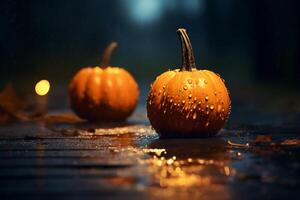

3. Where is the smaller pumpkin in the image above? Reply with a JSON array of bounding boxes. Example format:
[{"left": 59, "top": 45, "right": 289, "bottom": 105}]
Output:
[
  {"left": 69, "top": 42, "right": 139, "bottom": 121},
  {"left": 147, "top": 28, "right": 231, "bottom": 137}
]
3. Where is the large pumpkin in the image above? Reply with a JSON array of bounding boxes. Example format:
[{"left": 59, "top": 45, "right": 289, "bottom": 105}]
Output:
[
  {"left": 147, "top": 29, "right": 231, "bottom": 137},
  {"left": 69, "top": 42, "right": 139, "bottom": 121}
]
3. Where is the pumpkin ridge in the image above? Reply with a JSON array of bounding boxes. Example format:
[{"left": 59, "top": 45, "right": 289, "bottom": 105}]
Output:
[
  {"left": 164, "top": 71, "right": 183, "bottom": 114},
  {"left": 201, "top": 71, "right": 218, "bottom": 126},
  {"left": 207, "top": 70, "right": 231, "bottom": 121},
  {"left": 159, "top": 71, "right": 177, "bottom": 121},
  {"left": 84, "top": 68, "right": 98, "bottom": 107},
  {"left": 208, "top": 70, "right": 231, "bottom": 127},
  {"left": 79, "top": 68, "right": 93, "bottom": 102},
  {"left": 73, "top": 68, "right": 93, "bottom": 119}
]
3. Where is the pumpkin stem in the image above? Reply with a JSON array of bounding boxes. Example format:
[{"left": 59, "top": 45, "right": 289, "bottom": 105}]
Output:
[
  {"left": 177, "top": 28, "right": 196, "bottom": 71},
  {"left": 100, "top": 42, "right": 118, "bottom": 66}
]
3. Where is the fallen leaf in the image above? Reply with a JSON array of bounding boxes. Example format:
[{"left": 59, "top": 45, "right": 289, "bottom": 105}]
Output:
[
  {"left": 0, "top": 84, "right": 24, "bottom": 124},
  {"left": 228, "top": 140, "right": 250, "bottom": 148},
  {"left": 105, "top": 177, "right": 137, "bottom": 187},
  {"left": 253, "top": 135, "right": 272, "bottom": 143},
  {"left": 43, "top": 113, "right": 83, "bottom": 124},
  {"left": 281, "top": 139, "right": 300, "bottom": 146},
  {"left": 0, "top": 84, "right": 23, "bottom": 114},
  {"left": 0, "top": 109, "right": 17, "bottom": 125}
]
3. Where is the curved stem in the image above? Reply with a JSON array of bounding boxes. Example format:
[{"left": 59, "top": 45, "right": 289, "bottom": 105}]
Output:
[
  {"left": 177, "top": 28, "right": 197, "bottom": 71},
  {"left": 100, "top": 42, "right": 118, "bottom": 66}
]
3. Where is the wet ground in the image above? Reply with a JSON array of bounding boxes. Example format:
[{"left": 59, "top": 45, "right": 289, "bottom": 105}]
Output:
[{"left": 0, "top": 85, "right": 300, "bottom": 200}]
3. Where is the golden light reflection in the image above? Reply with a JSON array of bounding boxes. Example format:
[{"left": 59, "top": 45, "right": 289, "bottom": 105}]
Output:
[
  {"left": 103, "top": 143, "right": 233, "bottom": 198},
  {"left": 143, "top": 148, "right": 166, "bottom": 156},
  {"left": 224, "top": 166, "right": 230, "bottom": 176},
  {"left": 142, "top": 155, "right": 212, "bottom": 187},
  {"left": 136, "top": 146, "right": 235, "bottom": 190},
  {"left": 91, "top": 124, "right": 233, "bottom": 197},
  {"left": 35, "top": 80, "right": 50, "bottom": 96}
]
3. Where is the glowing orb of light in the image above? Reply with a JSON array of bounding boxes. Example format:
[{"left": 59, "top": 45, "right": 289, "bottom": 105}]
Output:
[
  {"left": 124, "top": 0, "right": 163, "bottom": 25},
  {"left": 35, "top": 80, "right": 50, "bottom": 96}
]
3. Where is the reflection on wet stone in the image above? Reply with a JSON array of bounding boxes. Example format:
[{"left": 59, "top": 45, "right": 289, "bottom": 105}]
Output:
[{"left": 0, "top": 111, "right": 299, "bottom": 199}]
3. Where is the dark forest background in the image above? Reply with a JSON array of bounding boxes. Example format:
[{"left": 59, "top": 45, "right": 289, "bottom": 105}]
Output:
[{"left": 0, "top": 0, "right": 300, "bottom": 90}]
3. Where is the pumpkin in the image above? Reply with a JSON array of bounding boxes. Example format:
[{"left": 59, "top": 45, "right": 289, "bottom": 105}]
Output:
[
  {"left": 69, "top": 42, "right": 139, "bottom": 121},
  {"left": 147, "top": 28, "right": 231, "bottom": 137}
]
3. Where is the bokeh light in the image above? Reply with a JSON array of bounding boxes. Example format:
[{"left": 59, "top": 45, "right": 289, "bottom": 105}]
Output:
[
  {"left": 35, "top": 80, "right": 50, "bottom": 96},
  {"left": 123, "top": 0, "right": 163, "bottom": 24}
]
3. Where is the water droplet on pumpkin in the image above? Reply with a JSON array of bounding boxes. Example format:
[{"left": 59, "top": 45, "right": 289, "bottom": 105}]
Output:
[
  {"left": 182, "top": 100, "right": 185, "bottom": 104},
  {"left": 186, "top": 114, "right": 189, "bottom": 119},
  {"left": 217, "top": 105, "right": 222, "bottom": 112},
  {"left": 193, "top": 113, "right": 197, "bottom": 119},
  {"left": 222, "top": 108, "right": 225, "bottom": 112},
  {"left": 205, "top": 122, "right": 210, "bottom": 127},
  {"left": 198, "top": 101, "right": 202, "bottom": 105},
  {"left": 193, "top": 105, "right": 196, "bottom": 109},
  {"left": 174, "top": 103, "right": 177, "bottom": 106},
  {"left": 214, "top": 91, "right": 217, "bottom": 96},
  {"left": 187, "top": 79, "right": 192, "bottom": 84},
  {"left": 206, "top": 105, "right": 209, "bottom": 108},
  {"left": 164, "top": 110, "right": 167, "bottom": 114},
  {"left": 206, "top": 111, "right": 209, "bottom": 115},
  {"left": 205, "top": 96, "right": 209, "bottom": 101},
  {"left": 204, "top": 79, "right": 208, "bottom": 84},
  {"left": 170, "top": 99, "right": 173, "bottom": 103},
  {"left": 183, "top": 85, "right": 188, "bottom": 90},
  {"left": 194, "top": 97, "right": 197, "bottom": 102},
  {"left": 188, "top": 94, "right": 192, "bottom": 99},
  {"left": 158, "top": 90, "right": 161, "bottom": 95},
  {"left": 210, "top": 105, "right": 214, "bottom": 110},
  {"left": 163, "top": 92, "right": 166, "bottom": 96},
  {"left": 163, "top": 85, "right": 166, "bottom": 89},
  {"left": 149, "top": 100, "right": 152, "bottom": 105}
]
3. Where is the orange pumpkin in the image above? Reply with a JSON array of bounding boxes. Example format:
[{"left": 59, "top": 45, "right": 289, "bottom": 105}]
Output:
[
  {"left": 69, "top": 42, "right": 139, "bottom": 121},
  {"left": 147, "top": 28, "right": 231, "bottom": 137}
]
